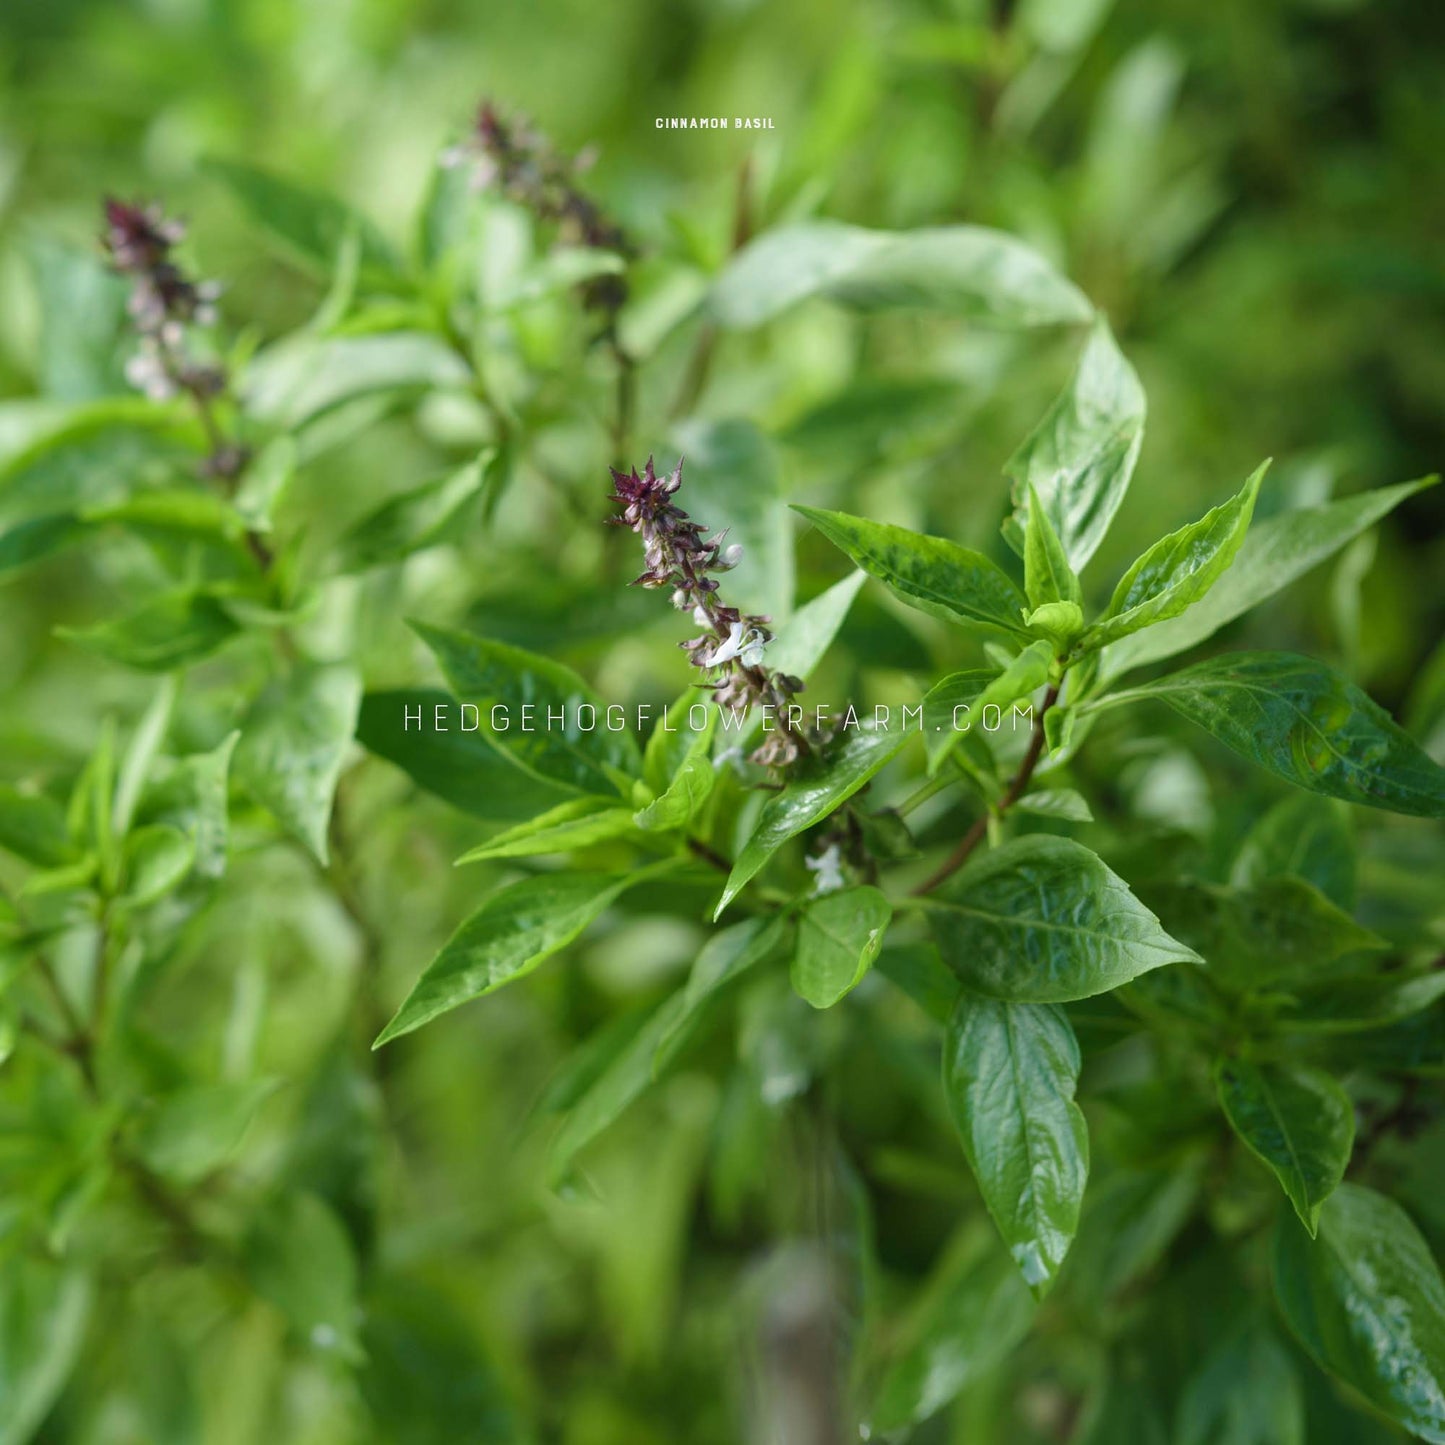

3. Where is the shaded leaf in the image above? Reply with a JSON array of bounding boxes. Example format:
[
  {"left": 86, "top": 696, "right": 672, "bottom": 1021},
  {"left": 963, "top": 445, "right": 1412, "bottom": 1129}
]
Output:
[
  {"left": 1215, "top": 1058, "right": 1354, "bottom": 1233},
  {"left": 791, "top": 885, "right": 892, "bottom": 1008},
  {"left": 58, "top": 590, "right": 239, "bottom": 672},
  {"left": 330, "top": 453, "right": 488, "bottom": 574},
  {"left": 134, "top": 1079, "right": 280, "bottom": 1186},
  {"left": 0, "top": 1260, "right": 92, "bottom": 1445},
  {"left": 456, "top": 798, "right": 638, "bottom": 862}
]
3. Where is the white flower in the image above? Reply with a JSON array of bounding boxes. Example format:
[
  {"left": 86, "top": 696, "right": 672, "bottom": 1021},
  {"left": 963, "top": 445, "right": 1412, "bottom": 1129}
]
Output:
[
  {"left": 805, "top": 843, "right": 846, "bottom": 895},
  {"left": 703, "top": 621, "right": 768, "bottom": 669},
  {"left": 692, "top": 604, "right": 711, "bottom": 628}
]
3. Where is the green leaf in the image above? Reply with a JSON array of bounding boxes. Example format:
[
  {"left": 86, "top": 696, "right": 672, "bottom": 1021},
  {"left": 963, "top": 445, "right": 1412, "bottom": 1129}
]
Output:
[
  {"left": 1083, "top": 463, "right": 1266, "bottom": 650},
  {"left": 791, "top": 885, "right": 892, "bottom": 1008},
  {"left": 1099, "top": 476, "right": 1438, "bottom": 681},
  {"left": 1273, "top": 969, "right": 1445, "bottom": 1035},
  {"left": 877, "top": 942, "right": 962, "bottom": 1025},
  {"left": 58, "top": 590, "right": 239, "bottom": 672},
  {"left": 1111, "top": 652, "right": 1445, "bottom": 818},
  {"left": 0, "top": 515, "right": 88, "bottom": 578},
  {"left": 329, "top": 453, "right": 488, "bottom": 574},
  {"left": 1144, "top": 876, "right": 1383, "bottom": 991},
  {"left": 1274, "top": 1184, "right": 1445, "bottom": 1442},
  {"left": 793, "top": 506, "right": 1029, "bottom": 639},
  {"left": 375, "top": 865, "right": 674, "bottom": 1045},
  {"left": 1013, "top": 788, "right": 1094, "bottom": 822},
  {"left": 1177, "top": 1320, "right": 1305, "bottom": 1445},
  {"left": 412, "top": 622, "right": 641, "bottom": 797},
  {"left": 205, "top": 157, "right": 404, "bottom": 283},
  {"left": 641, "top": 689, "right": 711, "bottom": 794},
  {"left": 455, "top": 798, "right": 638, "bottom": 862},
  {"left": 710, "top": 221, "right": 1092, "bottom": 330},
  {"left": 633, "top": 715, "right": 716, "bottom": 832},
  {"left": 242, "top": 1191, "right": 361, "bottom": 1362},
  {"left": 670, "top": 420, "right": 791, "bottom": 620},
  {"left": 121, "top": 824, "right": 195, "bottom": 906},
  {"left": 357, "top": 689, "right": 570, "bottom": 822},
  {"left": 866, "top": 1227, "right": 1036, "bottom": 1434},
  {"left": 1231, "top": 795, "right": 1356, "bottom": 911},
  {"left": 1003, "top": 318, "right": 1146, "bottom": 569},
  {"left": 1023, "top": 600, "right": 1085, "bottom": 647},
  {"left": 133, "top": 1079, "right": 279, "bottom": 1186},
  {"left": 763, "top": 570, "right": 868, "bottom": 680},
  {"left": 1215, "top": 1058, "right": 1354, "bottom": 1234},
  {"left": 943, "top": 994, "right": 1088, "bottom": 1296},
  {"left": 113, "top": 675, "right": 177, "bottom": 841},
  {"left": 141, "top": 732, "right": 238, "bottom": 880},
  {"left": 652, "top": 915, "right": 790, "bottom": 1075},
  {"left": 233, "top": 436, "right": 298, "bottom": 533},
  {"left": 976, "top": 639, "right": 1054, "bottom": 713},
  {"left": 0, "top": 1260, "right": 92, "bottom": 1445},
  {"left": 26, "top": 236, "right": 129, "bottom": 400},
  {"left": 921, "top": 667, "right": 1000, "bottom": 774},
  {"left": 0, "top": 787, "right": 76, "bottom": 868},
  {"left": 1023, "top": 481, "right": 1083, "bottom": 608},
  {"left": 234, "top": 663, "right": 362, "bottom": 864},
  {"left": 716, "top": 724, "right": 909, "bottom": 916},
  {"left": 927, "top": 835, "right": 1200, "bottom": 1001},
  {"left": 83, "top": 487, "right": 248, "bottom": 545}
]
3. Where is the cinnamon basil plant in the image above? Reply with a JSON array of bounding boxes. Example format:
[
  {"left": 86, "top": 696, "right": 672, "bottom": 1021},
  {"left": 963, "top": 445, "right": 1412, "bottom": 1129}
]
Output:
[{"left": 1, "top": 94, "right": 1443, "bottom": 1445}]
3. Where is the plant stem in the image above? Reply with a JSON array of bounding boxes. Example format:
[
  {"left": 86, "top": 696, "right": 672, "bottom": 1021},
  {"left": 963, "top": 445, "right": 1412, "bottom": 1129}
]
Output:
[{"left": 911, "top": 682, "right": 1059, "bottom": 894}]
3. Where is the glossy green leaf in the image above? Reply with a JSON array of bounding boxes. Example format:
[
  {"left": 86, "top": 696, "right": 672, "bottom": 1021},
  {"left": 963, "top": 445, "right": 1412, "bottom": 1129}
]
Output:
[
  {"left": 205, "top": 157, "right": 404, "bottom": 282},
  {"left": 791, "top": 885, "right": 891, "bottom": 1008},
  {"left": 1023, "top": 599, "right": 1084, "bottom": 647},
  {"left": 357, "top": 689, "right": 570, "bottom": 822},
  {"left": 1274, "top": 1184, "right": 1445, "bottom": 1442},
  {"left": 1023, "top": 481, "right": 1083, "bottom": 608},
  {"left": 866, "top": 1227, "right": 1036, "bottom": 1434},
  {"left": 1003, "top": 318, "right": 1146, "bottom": 569},
  {"left": 456, "top": 798, "right": 638, "bottom": 862},
  {"left": 943, "top": 994, "right": 1088, "bottom": 1295},
  {"left": 412, "top": 622, "right": 640, "bottom": 797},
  {"left": 0, "top": 1260, "right": 92, "bottom": 1445},
  {"left": 794, "top": 506, "right": 1029, "bottom": 638},
  {"left": 1099, "top": 476, "right": 1438, "bottom": 680},
  {"left": 242, "top": 1191, "right": 361, "bottom": 1362},
  {"left": 1231, "top": 794, "right": 1356, "bottom": 911},
  {"left": 928, "top": 835, "right": 1200, "bottom": 1001},
  {"left": 1215, "top": 1058, "right": 1354, "bottom": 1233},
  {"left": 670, "top": 419, "right": 791, "bottom": 620},
  {"left": 329, "top": 453, "right": 488, "bottom": 574},
  {"left": 1112, "top": 652, "right": 1445, "bottom": 817},
  {"left": 234, "top": 663, "right": 362, "bottom": 864},
  {"left": 375, "top": 865, "right": 674, "bottom": 1045},
  {"left": 710, "top": 221, "right": 1092, "bottom": 330},
  {"left": 0, "top": 787, "right": 76, "bottom": 868},
  {"left": 133, "top": 1079, "right": 279, "bottom": 1186},
  {"left": 715, "top": 725, "right": 908, "bottom": 916},
  {"left": 1083, "top": 463, "right": 1266, "bottom": 650},
  {"left": 58, "top": 590, "right": 239, "bottom": 672}
]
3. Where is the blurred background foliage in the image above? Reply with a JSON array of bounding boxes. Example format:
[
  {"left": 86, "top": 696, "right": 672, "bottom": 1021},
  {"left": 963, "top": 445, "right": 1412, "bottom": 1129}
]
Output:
[{"left": 0, "top": 0, "right": 1443, "bottom": 1441}]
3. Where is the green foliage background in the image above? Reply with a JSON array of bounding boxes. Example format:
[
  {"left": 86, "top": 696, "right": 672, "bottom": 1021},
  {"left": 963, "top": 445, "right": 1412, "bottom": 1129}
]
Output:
[{"left": 1, "top": 0, "right": 1443, "bottom": 1441}]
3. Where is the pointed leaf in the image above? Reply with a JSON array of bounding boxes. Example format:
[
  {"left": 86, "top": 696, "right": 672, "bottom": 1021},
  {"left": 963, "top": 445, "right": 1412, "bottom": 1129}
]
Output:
[
  {"left": 1003, "top": 319, "right": 1145, "bottom": 569},
  {"left": 944, "top": 994, "right": 1088, "bottom": 1296},
  {"left": 456, "top": 798, "right": 638, "bottom": 862},
  {"left": 1084, "top": 463, "right": 1266, "bottom": 650},
  {"left": 927, "top": 835, "right": 1200, "bottom": 1001},
  {"left": 794, "top": 506, "right": 1028, "bottom": 638},
  {"left": 1023, "top": 481, "right": 1082, "bottom": 608},
  {"left": 413, "top": 622, "right": 641, "bottom": 797},
  {"left": 58, "top": 590, "right": 239, "bottom": 672},
  {"left": 1216, "top": 1058, "right": 1354, "bottom": 1233},
  {"left": 1274, "top": 1184, "right": 1445, "bottom": 1442},
  {"left": 330, "top": 453, "right": 488, "bottom": 574},
  {"left": 1114, "top": 652, "right": 1445, "bottom": 818},
  {"left": 716, "top": 725, "right": 908, "bottom": 916}
]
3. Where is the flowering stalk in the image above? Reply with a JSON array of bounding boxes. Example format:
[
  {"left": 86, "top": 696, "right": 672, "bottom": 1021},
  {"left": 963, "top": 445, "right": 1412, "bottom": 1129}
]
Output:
[
  {"left": 442, "top": 101, "right": 633, "bottom": 328},
  {"left": 607, "top": 457, "right": 810, "bottom": 768},
  {"left": 102, "top": 198, "right": 246, "bottom": 482}
]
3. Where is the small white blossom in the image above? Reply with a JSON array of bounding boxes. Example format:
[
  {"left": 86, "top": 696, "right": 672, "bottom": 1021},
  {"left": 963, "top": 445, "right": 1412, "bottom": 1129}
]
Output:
[{"left": 805, "top": 843, "right": 846, "bottom": 895}]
